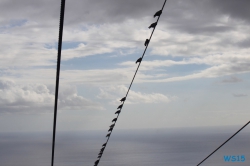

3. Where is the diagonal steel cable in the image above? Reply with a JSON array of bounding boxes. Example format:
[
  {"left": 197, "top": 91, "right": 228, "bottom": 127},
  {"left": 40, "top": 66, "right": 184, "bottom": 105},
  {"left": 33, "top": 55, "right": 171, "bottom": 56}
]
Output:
[
  {"left": 197, "top": 120, "right": 250, "bottom": 166},
  {"left": 94, "top": 0, "right": 167, "bottom": 165}
]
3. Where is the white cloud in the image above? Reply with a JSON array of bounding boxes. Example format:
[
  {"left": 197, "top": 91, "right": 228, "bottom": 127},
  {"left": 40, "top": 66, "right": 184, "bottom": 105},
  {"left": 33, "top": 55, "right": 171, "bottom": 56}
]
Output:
[
  {"left": 97, "top": 85, "right": 174, "bottom": 105},
  {"left": 0, "top": 79, "right": 103, "bottom": 114},
  {"left": 145, "top": 63, "right": 250, "bottom": 83}
]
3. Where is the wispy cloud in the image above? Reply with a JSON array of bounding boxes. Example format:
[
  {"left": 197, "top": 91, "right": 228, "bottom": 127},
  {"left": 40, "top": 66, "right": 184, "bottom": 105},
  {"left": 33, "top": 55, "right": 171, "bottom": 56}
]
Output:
[
  {"left": 232, "top": 93, "right": 248, "bottom": 97},
  {"left": 221, "top": 76, "right": 242, "bottom": 83},
  {"left": 97, "top": 85, "right": 175, "bottom": 105}
]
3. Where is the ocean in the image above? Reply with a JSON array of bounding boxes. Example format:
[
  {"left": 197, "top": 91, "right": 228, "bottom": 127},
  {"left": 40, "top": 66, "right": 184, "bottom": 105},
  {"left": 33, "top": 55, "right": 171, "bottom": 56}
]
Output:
[{"left": 0, "top": 126, "right": 249, "bottom": 166}]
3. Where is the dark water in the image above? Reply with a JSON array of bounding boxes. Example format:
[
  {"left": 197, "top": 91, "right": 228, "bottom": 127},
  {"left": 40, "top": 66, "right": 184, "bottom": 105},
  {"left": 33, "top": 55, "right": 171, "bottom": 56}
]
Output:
[{"left": 0, "top": 127, "right": 249, "bottom": 166}]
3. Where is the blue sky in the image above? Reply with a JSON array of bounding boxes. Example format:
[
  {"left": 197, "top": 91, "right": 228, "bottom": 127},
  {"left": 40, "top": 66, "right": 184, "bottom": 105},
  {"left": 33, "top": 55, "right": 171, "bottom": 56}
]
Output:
[{"left": 0, "top": 0, "right": 250, "bottom": 133}]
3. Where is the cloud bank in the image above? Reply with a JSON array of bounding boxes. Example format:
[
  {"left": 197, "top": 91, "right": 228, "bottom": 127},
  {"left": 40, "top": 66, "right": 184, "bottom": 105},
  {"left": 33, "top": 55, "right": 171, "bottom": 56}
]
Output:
[{"left": 0, "top": 79, "right": 103, "bottom": 113}]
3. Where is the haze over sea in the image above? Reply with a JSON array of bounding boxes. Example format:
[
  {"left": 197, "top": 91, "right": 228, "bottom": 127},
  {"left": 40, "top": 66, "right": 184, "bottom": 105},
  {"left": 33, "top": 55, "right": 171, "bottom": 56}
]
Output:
[{"left": 0, "top": 126, "right": 249, "bottom": 166}]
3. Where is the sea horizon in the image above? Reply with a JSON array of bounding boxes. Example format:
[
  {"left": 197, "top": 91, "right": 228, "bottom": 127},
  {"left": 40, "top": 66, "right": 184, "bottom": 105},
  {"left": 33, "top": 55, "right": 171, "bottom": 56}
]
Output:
[{"left": 0, "top": 125, "right": 249, "bottom": 166}]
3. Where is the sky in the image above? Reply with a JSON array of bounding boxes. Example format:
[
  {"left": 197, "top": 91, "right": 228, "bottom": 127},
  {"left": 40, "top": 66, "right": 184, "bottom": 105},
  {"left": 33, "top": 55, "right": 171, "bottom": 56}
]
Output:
[{"left": 0, "top": 0, "right": 250, "bottom": 132}]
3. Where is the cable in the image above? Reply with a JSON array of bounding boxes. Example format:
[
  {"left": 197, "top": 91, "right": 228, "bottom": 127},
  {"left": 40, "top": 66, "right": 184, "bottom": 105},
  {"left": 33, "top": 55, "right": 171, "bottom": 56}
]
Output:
[
  {"left": 51, "top": 0, "right": 66, "bottom": 166},
  {"left": 93, "top": 1, "right": 167, "bottom": 165},
  {"left": 197, "top": 120, "right": 250, "bottom": 166}
]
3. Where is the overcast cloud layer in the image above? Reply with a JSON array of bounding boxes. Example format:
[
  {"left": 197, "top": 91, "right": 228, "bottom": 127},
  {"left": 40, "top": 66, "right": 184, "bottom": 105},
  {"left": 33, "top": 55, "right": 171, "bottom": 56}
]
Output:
[{"left": 0, "top": 0, "right": 249, "bottom": 131}]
